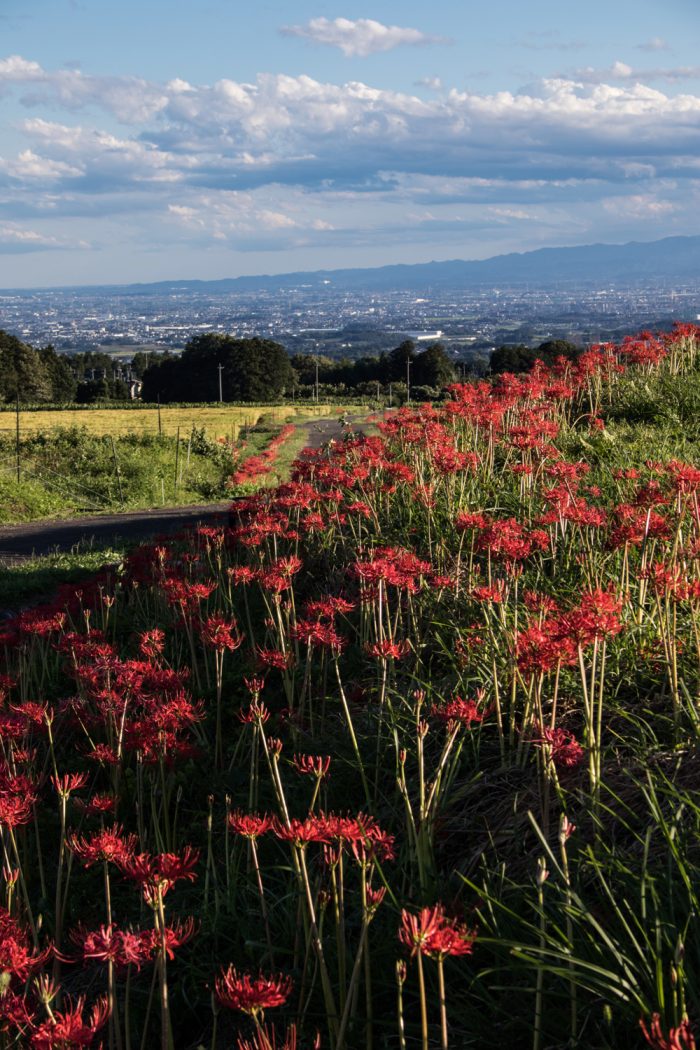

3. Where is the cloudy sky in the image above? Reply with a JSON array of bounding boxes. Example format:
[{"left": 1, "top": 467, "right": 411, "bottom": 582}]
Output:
[{"left": 0, "top": 0, "right": 699, "bottom": 286}]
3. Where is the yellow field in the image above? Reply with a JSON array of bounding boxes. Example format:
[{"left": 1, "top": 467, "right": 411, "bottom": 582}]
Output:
[{"left": 0, "top": 403, "right": 348, "bottom": 441}]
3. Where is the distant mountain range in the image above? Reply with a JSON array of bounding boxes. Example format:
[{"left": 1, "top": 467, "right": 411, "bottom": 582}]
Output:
[{"left": 8, "top": 235, "right": 700, "bottom": 295}]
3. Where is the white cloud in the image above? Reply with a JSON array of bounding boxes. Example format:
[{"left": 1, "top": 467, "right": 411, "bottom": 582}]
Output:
[
  {"left": 0, "top": 222, "right": 89, "bottom": 253},
  {"left": 0, "top": 149, "right": 83, "bottom": 179},
  {"left": 565, "top": 60, "right": 700, "bottom": 84},
  {"left": 636, "top": 37, "right": 671, "bottom": 53},
  {"left": 415, "top": 76, "right": 442, "bottom": 91},
  {"left": 280, "top": 18, "right": 447, "bottom": 57},
  {"left": 1, "top": 54, "right": 700, "bottom": 256},
  {"left": 489, "top": 207, "right": 535, "bottom": 221},
  {"left": 602, "top": 194, "right": 676, "bottom": 219},
  {"left": 0, "top": 54, "right": 43, "bottom": 78}
]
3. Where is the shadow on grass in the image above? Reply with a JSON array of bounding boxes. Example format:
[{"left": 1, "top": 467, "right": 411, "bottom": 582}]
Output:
[{"left": 0, "top": 538, "right": 129, "bottom": 610}]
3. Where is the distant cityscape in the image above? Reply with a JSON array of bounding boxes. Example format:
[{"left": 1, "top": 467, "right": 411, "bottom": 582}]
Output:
[{"left": 1, "top": 280, "right": 699, "bottom": 369}]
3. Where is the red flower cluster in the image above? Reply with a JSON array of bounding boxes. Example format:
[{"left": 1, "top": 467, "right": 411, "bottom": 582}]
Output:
[
  {"left": 399, "top": 904, "right": 477, "bottom": 959},
  {"left": 215, "top": 967, "right": 293, "bottom": 1017}
]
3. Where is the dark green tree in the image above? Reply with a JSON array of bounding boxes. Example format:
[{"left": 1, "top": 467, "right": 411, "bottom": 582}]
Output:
[
  {"left": 141, "top": 335, "right": 293, "bottom": 403},
  {"left": 0, "top": 331, "right": 53, "bottom": 402},
  {"left": 536, "top": 339, "right": 580, "bottom": 361},
  {"left": 412, "top": 342, "right": 455, "bottom": 388},
  {"left": 39, "top": 344, "right": 78, "bottom": 402},
  {"left": 386, "top": 340, "right": 417, "bottom": 383},
  {"left": 489, "top": 344, "right": 538, "bottom": 375}
]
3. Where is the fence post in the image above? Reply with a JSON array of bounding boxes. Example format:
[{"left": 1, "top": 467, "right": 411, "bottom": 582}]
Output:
[
  {"left": 174, "top": 426, "right": 180, "bottom": 497},
  {"left": 110, "top": 436, "right": 125, "bottom": 507},
  {"left": 15, "top": 395, "right": 20, "bottom": 483}
]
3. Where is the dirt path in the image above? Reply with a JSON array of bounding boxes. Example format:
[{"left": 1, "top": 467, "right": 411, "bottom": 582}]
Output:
[{"left": 0, "top": 413, "right": 373, "bottom": 564}]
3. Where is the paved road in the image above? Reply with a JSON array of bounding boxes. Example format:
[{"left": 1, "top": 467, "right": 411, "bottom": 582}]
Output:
[{"left": 0, "top": 413, "right": 371, "bottom": 564}]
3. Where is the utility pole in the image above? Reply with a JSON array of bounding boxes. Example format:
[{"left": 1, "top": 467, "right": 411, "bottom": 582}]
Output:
[
  {"left": 388, "top": 383, "right": 392, "bottom": 407},
  {"left": 218, "top": 363, "right": 224, "bottom": 403},
  {"left": 315, "top": 358, "right": 319, "bottom": 403},
  {"left": 15, "top": 394, "right": 20, "bottom": 483},
  {"left": 406, "top": 355, "right": 412, "bottom": 405}
]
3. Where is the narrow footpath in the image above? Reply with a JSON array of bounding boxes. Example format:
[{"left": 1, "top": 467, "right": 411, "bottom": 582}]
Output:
[{"left": 0, "top": 413, "right": 371, "bottom": 564}]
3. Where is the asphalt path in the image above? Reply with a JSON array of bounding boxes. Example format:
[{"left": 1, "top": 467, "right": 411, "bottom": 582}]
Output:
[{"left": 0, "top": 413, "right": 370, "bottom": 564}]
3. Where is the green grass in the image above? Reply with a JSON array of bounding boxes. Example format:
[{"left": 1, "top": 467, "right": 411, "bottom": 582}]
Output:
[
  {"left": 0, "top": 540, "right": 128, "bottom": 608},
  {"left": 0, "top": 427, "right": 235, "bottom": 523},
  {"left": 0, "top": 410, "right": 369, "bottom": 524}
]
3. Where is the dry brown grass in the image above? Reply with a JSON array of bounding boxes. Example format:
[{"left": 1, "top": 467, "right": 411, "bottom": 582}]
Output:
[{"left": 0, "top": 403, "right": 347, "bottom": 441}]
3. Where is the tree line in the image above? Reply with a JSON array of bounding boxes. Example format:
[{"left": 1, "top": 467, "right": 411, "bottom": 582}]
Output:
[
  {"left": 139, "top": 335, "right": 458, "bottom": 403},
  {"left": 0, "top": 327, "right": 579, "bottom": 405}
]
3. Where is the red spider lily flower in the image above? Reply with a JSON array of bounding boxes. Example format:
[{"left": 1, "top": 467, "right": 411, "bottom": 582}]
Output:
[
  {"left": 516, "top": 621, "right": 578, "bottom": 676},
  {"left": 214, "top": 968, "right": 293, "bottom": 1019},
  {"left": 69, "top": 923, "right": 152, "bottom": 971},
  {"left": 140, "top": 917, "right": 198, "bottom": 960},
  {"left": 524, "top": 591, "right": 560, "bottom": 615},
  {"left": 472, "top": 583, "right": 505, "bottom": 604},
  {"left": 431, "top": 691, "right": 492, "bottom": 729},
  {"left": 84, "top": 744, "right": 120, "bottom": 766},
  {"left": 259, "top": 556, "right": 303, "bottom": 594},
  {"left": 304, "top": 595, "right": 356, "bottom": 619},
  {"left": 365, "top": 639, "right": 411, "bottom": 661},
  {"left": 398, "top": 906, "right": 445, "bottom": 957},
  {"left": 272, "top": 817, "right": 332, "bottom": 846},
  {"left": 0, "top": 907, "right": 51, "bottom": 980},
  {"left": 256, "top": 647, "right": 295, "bottom": 671},
  {"left": 9, "top": 701, "right": 49, "bottom": 729},
  {"left": 244, "top": 677, "right": 266, "bottom": 697},
  {"left": 323, "top": 814, "right": 396, "bottom": 862},
  {"left": 399, "top": 904, "right": 477, "bottom": 959},
  {"left": 228, "top": 565, "right": 258, "bottom": 587},
  {"left": 166, "top": 578, "right": 218, "bottom": 610},
  {"left": 138, "top": 628, "right": 165, "bottom": 660},
  {"left": 290, "top": 620, "right": 347, "bottom": 652},
  {"left": 640, "top": 1013, "right": 696, "bottom": 1049},
  {"left": 68, "top": 826, "right": 138, "bottom": 868},
  {"left": 292, "top": 755, "right": 331, "bottom": 779},
  {"left": 199, "top": 616, "right": 244, "bottom": 652},
  {"left": 118, "top": 846, "right": 199, "bottom": 901},
  {"left": 563, "top": 588, "right": 623, "bottom": 646},
  {"left": 667, "top": 460, "right": 700, "bottom": 495},
  {"left": 0, "top": 796, "right": 33, "bottom": 829},
  {"left": 30, "top": 995, "right": 110, "bottom": 1049},
  {"left": 0, "top": 770, "right": 37, "bottom": 815},
  {"left": 236, "top": 1023, "right": 321, "bottom": 1050},
  {"left": 239, "top": 701, "right": 270, "bottom": 725},
  {"left": 423, "top": 916, "right": 477, "bottom": 959},
  {"left": 73, "top": 793, "right": 116, "bottom": 818},
  {"left": 51, "top": 772, "right": 89, "bottom": 798},
  {"left": 533, "top": 725, "right": 585, "bottom": 770},
  {"left": 0, "top": 988, "right": 35, "bottom": 1031},
  {"left": 365, "top": 885, "right": 386, "bottom": 915},
  {"left": 228, "top": 812, "right": 274, "bottom": 839},
  {"left": 455, "top": 512, "right": 488, "bottom": 532}
]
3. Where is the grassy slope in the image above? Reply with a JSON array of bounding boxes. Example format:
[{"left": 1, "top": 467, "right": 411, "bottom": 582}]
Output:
[{"left": 0, "top": 409, "right": 356, "bottom": 524}]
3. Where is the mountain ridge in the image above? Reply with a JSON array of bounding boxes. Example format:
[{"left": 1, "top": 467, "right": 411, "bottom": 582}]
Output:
[{"left": 4, "top": 235, "right": 700, "bottom": 295}]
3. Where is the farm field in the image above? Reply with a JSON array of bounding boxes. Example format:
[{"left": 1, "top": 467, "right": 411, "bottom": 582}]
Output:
[
  {"left": 0, "top": 410, "right": 364, "bottom": 524},
  {"left": 0, "top": 402, "right": 348, "bottom": 441},
  {"left": 1, "top": 326, "right": 700, "bottom": 1049}
]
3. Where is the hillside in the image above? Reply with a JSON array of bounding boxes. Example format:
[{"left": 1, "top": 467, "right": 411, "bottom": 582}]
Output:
[
  {"left": 4, "top": 235, "right": 700, "bottom": 295},
  {"left": 1, "top": 325, "right": 700, "bottom": 1048}
]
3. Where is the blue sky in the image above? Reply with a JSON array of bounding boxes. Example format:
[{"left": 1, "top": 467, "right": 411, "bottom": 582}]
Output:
[{"left": 0, "top": 0, "right": 699, "bottom": 286}]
